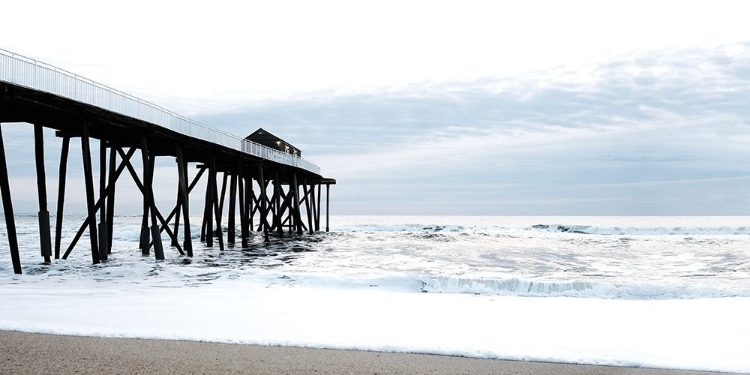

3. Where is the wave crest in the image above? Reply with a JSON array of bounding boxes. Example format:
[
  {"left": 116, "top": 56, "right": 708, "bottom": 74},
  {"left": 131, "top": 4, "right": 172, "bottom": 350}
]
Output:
[
  {"left": 417, "top": 275, "right": 750, "bottom": 299},
  {"left": 420, "top": 275, "right": 594, "bottom": 296},
  {"left": 528, "top": 224, "right": 750, "bottom": 236}
]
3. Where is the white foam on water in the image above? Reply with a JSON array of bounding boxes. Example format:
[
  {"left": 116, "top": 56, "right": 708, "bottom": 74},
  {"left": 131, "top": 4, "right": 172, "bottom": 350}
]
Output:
[{"left": 1, "top": 215, "right": 750, "bottom": 372}]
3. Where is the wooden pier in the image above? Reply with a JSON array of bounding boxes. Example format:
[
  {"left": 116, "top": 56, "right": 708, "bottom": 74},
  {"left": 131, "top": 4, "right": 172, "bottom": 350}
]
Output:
[{"left": 0, "top": 49, "right": 335, "bottom": 274}]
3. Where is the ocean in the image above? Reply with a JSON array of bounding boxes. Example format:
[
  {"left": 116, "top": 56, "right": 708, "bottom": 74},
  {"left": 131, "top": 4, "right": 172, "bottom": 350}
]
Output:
[{"left": 1, "top": 215, "right": 749, "bottom": 372}]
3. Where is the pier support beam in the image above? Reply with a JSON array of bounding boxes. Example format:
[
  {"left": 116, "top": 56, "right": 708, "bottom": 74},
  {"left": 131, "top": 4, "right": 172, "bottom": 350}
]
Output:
[
  {"left": 34, "top": 125, "right": 52, "bottom": 263},
  {"left": 326, "top": 183, "right": 330, "bottom": 232},
  {"left": 139, "top": 141, "right": 150, "bottom": 255},
  {"left": 0, "top": 124, "right": 22, "bottom": 274},
  {"left": 142, "top": 139, "right": 164, "bottom": 261},
  {"left": 292, "top": 173, "right": 303, "bottom": 235},
  {"left": 81, "top": 123, "right": 100, "bottom": 264},
  {"left": 106, "top": 142, "right": 117, "bottom": 254},
  {"left": 316, "top": 184, "right": 321, "bottom": 232},
  {"left": 205, "top": 161, "right": 215, "bottom": 247},
  {"left": 176, "top": 147, "right": 192, "bottom": 256},
  {"left": 202, "top": 167, "right": 212, "bottom": 244},
  {"left": 309, "top": 182, "right": 318, "bottom": 233},
  {"left": 257, "top": 166, "right": 270, "bottom": 242},
  {"left": 227, "top": 171, "right": 237, "bottom": 245},
  {"left": 237, "top": 163, "right": 249, "bottom": 248},
  {"left": 210, "top": 157, "right": 224, "bottom": 251},
  {"left": 303, "top": 181, "right": 314, "bottom": 235},
  {"left": 273, "top": 172, "right": 283, "bottom": 237},
  {"left": 218, "top": 172, "right": 228, "bottom": 237},
  {"left": 54, "top": 137, "right": 70, "bottom": 259},
  {"left": 250, "top": 170, "right": 258, "bottom": 236},
  {"left": 171, "top": 178, "right": 181, "bottom": 249},
  {"left": 172, "top": 201, "right": 180, "bottom": 247},
  {"left": 97, "top": 140, "right": 108, "bottom": 261}
]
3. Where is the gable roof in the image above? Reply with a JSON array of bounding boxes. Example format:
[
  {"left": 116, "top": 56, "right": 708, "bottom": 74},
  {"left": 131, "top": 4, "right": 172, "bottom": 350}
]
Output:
[{"left": 245, "top": 128, "right": 301, "bottom": 156}]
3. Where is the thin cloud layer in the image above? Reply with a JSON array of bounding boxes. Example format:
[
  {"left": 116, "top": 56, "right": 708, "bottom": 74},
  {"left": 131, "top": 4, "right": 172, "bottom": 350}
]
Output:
[{"left": 196, "top": 43, "right": 750, "bottom": 215}]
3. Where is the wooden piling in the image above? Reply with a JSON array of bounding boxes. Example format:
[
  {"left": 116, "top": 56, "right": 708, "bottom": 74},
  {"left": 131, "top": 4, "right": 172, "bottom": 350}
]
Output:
[
  {"left": 316, "top": 184, "right": 321, "bottom": 231},
  {"left": 202, "top": 171, "right": 211, "bottom": 244},
  {"left": 145, "top": 150, "right": 164, "bottom": 260},
  {"left": 34, "top": 125, "right": 52, "bottom": 263},
  {"left": 273, "top": 172, "right": 283, "bottom": 237},
  {"left": 139, "top": 139, "right": 150, "bottom": 255},
  {"left": 292, "top": 173, "right": 303, "bottom": 235},
  {"left": 172, "top": 203, "right": 181, "bottom": 247},
  {"left": 0, "top": 125, "right": 22, "bottom": 274},
  {"left": 171, "top": 172, "right": 181, "bottom": 248},
  {"left": 281, "top": 184, "right": 293, "bottom": 234},
  {"left": 247, "top": 171, "right": 254, "bottom": 233},
  {"left": 237, "top": 163, "right": 249, "bottom": 248},
  {"left": 228, "top": 172, "right": 237, "bottom": 245},
  {"left": 253, "top": 180, "right": 272, "bottom": 232},
  {"left": 326, "top": 183, "right": 330, "bottom": 232},
  {"left": 205, "top": 161, "right": 214, "bottom": 247},
  {"left": 176, "top": 147, "right": 192, "bottom": 256},
  {"left": 106, "top": 143, "right": 117, "bottom": 254},
  {"left": 54, "top": 137, "right": 70, "bottom": 259},
  {"left": 81, "top": 123, "right": 100, "bottom": 264},
  {"left": 303, "top": 181, "right": 313, "bottom": 234},
  {"left": 210, "top": 156, "right": 224, "bottom": 251},
  {"left": 310, "top": 182, "right": 318, "bottom": 232},
  {"left": 257, "top": 165, "right": 270, "bottom": 242},
  {"left": 218, "top": 172, "right": 228, "bottom": 235},
  {"left": 97, "top": 140, "right": 108, "bottom": 261}
]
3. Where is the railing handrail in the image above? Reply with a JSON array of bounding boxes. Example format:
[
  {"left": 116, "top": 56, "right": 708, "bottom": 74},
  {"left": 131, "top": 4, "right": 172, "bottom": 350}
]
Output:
[{"left": 0, "top": 48, "right": 321, "bottom": 175}]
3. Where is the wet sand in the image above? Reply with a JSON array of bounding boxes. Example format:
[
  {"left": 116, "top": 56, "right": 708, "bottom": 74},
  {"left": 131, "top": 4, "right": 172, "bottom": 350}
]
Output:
[{"left": 0, "top": 331, "right": 732, "bottom": 375}]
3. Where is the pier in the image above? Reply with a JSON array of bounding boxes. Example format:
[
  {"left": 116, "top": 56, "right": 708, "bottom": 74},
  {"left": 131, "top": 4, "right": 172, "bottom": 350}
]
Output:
[{"left": 0, "top": 49, "right": 335, "bottom": 274}]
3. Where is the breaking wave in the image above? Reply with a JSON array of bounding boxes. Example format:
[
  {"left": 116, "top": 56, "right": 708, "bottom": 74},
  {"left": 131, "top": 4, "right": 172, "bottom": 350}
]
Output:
[
  {"left": 416, "top": 275, "right": 750, "bottom": 299},
  {"left": 527, "top": 224, "right": 750, "bottom": 236}
]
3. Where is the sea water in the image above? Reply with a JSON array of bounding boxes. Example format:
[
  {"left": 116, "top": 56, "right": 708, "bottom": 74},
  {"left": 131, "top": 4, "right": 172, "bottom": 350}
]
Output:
[{"left": 1, "top": 215, "right": 749, "bottom": 372}]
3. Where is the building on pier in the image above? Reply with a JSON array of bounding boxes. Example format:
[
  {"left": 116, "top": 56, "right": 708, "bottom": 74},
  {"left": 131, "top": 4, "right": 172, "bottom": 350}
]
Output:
[{"left": 245, "top": 128, "right": 302, "bottom": 157}]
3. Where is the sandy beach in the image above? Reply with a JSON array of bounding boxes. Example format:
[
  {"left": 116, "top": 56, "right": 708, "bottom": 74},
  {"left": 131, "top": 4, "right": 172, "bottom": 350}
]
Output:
[{"left": 0, "top": 330, "right": 734, "bottom": 375}]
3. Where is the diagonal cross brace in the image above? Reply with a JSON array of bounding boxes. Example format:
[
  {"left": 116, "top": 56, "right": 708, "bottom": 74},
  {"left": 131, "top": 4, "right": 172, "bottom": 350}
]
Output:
[
  {"left": 116, "top": 148, "right": 184, "bottom": 255},
  {"left": 63, "top": 147, "right": 136, "bottom": 259}
]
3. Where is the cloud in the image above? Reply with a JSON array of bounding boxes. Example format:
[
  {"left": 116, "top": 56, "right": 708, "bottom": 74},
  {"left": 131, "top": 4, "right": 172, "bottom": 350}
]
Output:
[{"left": 192, "top": 43, "right": 750, "bottom": 215}]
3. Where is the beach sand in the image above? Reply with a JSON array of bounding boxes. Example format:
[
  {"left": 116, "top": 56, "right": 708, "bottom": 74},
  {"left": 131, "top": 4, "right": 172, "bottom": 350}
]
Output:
[{"left": 0, "top": 330, "right": 732, "bottom": 375}]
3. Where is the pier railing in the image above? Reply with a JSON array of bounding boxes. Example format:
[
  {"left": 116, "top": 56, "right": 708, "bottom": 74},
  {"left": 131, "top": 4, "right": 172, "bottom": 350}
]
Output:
[{"left": 0, "top": 49, "right": 321, "bottom": 175}]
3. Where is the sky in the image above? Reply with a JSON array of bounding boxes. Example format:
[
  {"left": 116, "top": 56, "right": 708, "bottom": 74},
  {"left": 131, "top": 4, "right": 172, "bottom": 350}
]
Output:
[{"left": 2, "top": 0, "right": 750, "bottom": 215}]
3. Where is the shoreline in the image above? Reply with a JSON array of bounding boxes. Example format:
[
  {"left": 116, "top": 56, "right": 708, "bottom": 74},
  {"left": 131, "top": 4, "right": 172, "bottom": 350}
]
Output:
[{"left": 0, "top": 330, "right": 734, "bottom": 375}]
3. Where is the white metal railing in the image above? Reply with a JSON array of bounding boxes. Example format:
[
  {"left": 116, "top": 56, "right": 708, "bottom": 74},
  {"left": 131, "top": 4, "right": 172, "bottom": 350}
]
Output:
[{"left": 0, "top": 49, "right": 321, "bottom": 175}]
